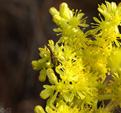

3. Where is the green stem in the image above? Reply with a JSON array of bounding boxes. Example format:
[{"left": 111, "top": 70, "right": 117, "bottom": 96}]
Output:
[
  {"left": 104, "top": 100, "right": 119, "bottom": 112},
  {"left": 97, "top": 94, "right": 115, "bottom": 101}
]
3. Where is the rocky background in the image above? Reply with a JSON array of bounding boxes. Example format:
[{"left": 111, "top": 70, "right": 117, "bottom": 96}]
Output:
[{"left": 0, "top": 0, "right": 120, "bottom": 113}]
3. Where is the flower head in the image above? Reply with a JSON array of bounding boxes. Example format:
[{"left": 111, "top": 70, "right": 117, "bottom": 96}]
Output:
[{"left": 91, "top": 1, "right": 121, "bottom": 47}]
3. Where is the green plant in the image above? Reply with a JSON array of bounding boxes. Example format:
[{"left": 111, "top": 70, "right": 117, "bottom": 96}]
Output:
[{"left": 32, "top": 1, "right": 121, "bottom": 113}]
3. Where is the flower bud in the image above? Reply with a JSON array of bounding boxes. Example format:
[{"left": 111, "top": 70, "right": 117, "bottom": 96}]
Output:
[
  {"left": 49, "top": 7, "right": 59, "bottom": 16},
  {"left": 59, "top": 2, "right": 72, "bottom": 20},
  {"left": 32, "top": 61, "right": 41, "bottom": 70},
  {"left": 40, "top": 88, "right": 54, "bottom": 99},
  {"left": 39, "top": 68, "right": 46, "bottom": 82},
  {"left": 47, "top": 68, "right": 58, "bottom": 84},
  {"left": 53, "top": 15, "right": 62, "bottom": 26},
  {"left": 34, "top": 105, "right": 45, "bottom": 113}
]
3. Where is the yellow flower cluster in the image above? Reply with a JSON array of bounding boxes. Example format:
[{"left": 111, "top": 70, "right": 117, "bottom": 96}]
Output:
[{"left": 32, "top": 1, "right": 121, "bottom": 113}]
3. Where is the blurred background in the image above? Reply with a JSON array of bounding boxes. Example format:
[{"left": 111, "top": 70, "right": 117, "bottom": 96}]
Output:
[{"left": 0, "top": 0, "right": 120, "bottom": 113}]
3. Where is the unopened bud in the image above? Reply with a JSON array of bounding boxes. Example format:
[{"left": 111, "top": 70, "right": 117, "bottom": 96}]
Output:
[
  {"left": 39, "top": 68, "right": 46, "bottom": 82},
  {"left": 32, "top": 61, "right": 41, "bottom": 70},
  {"left": 40, "top": 88, "right": 54, "bottom": 99},
  {"left": 49, "top": 7, "right": 59, "bottom": 16},
  {"left": 34, "top": 105, "right": 45, "bottom": 113},
  {"left": 47, "top": 68, "right": 58, "bottom": 84},
  {"left": 59, "top": 2, "right": 72, "bottom": 20}
]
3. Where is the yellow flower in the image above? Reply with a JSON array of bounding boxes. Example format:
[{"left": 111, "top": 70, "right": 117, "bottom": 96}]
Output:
[
  {"left": 91, "top": 1, "right": 121, "bottom": 47},
  {"left": 108, "top": 48, "right": 121, "bottom": 72},
  {"left": 49, "top": 2, "right": 88, "bottom": 46},
  {"left": 98, "top": 1, "right": 121, "bottom": 25},
  {"left": 46, "top": 100, "right": 80, "bottom": 113},
  {"left": 33, "top": 1, "right": 121, "bottom": 113}
]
